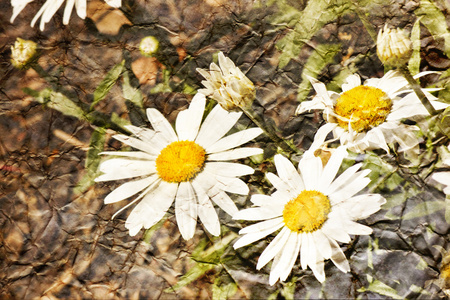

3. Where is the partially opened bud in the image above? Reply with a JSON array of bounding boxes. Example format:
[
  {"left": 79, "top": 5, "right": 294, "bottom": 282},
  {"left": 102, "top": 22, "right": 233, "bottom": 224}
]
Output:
[
  {"left": 197, "top": 52, "right": 255, "bottom": 111},
  {"left": 139, "top": 36, "right": 159, "bottom": 57},
  {"left": 377, "top": 24, "right": 412, "bottom": 67},
  {"left": 11, "top": 38, "right": 38, "bottom": 68}
]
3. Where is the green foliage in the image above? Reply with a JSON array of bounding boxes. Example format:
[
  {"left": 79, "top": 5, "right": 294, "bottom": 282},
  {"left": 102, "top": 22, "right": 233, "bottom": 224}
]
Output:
[
  {"left": 415, "top": 0, "right": 450, "bottom": 58},
  {"left": 164, "top": 233, "right": 237, "bottom": 293},
  {"left": 358, "top": 276, "right": 403, "bottom": 299},
  {"left": 408, "top": 18, "right": 422, "bottom": 75},
  {"left": 212, "top": 276, "right": 238, "bottom": 300},
  {"left": 402, "top": 200, "right": 445, "bottom": 220},
  {"left": 275, "top": 0, "right": 351, "bottom": 68},
  {"left": 91, "top": 60, "right": 125, "bottom": 110},
  {"left": 122, "top": 70, "right": 144, "bottom": 109},
  {"left": 297, "top": 43, "right": 341, "bottom": 102},
  {"left": 24, "top": 87, "right": 87, "bottom": 120},
  {"left": 74, "top": 127, "right": 107, "bottom": 194}
]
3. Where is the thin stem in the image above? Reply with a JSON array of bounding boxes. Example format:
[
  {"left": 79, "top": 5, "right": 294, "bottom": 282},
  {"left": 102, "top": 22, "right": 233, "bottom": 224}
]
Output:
[
  {"left": 399, "top": 66, "right": 437, "bottom": 116},
  {"left": 240, "top": 106, "right": 301, "bottom": 156}
]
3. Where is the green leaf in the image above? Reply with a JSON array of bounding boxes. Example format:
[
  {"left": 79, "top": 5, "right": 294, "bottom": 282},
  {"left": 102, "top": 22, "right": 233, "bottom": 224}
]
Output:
[
  {"left": 91, "top": 60, "right": 125, "bottom": 110},
  {"left": 297, "top": 43, "right": 341, "bottom": 102},
  {"left": 150, "top": 69, "right": 173, "bottom": 93},
  {"left": 408, "top": 17, "right": 422, "bottom": 75},
  {"left": 74, "top": 127, "right": 107, "bottom": 194},
  {"left": 358, "top": 278, "right": 403, "bottom": 299},
  {"left": 122, "top": 70, "right": 144, "bottom": 108},
  {"left": 212, "top": 277, "right": 238, "bottom": 300},
  {"left": 164, "top": 262, "right": 215, "bottom": 293},
  {"left": 402, "top": 200, "right": 445, "bottom": 220},
  {"left": 415, "top": 0, "right": 450, "bottom": 58},
  {"left": 25, "top": 87, "right": 87, "bottom": 120},
  {"left": 276, "top": 0, "right": 351, "bottom": 68}
]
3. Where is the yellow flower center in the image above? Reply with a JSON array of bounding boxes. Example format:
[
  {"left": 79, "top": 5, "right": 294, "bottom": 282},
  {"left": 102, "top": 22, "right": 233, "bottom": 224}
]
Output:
[
  {"left": 156, "top": 141, "right": 206, "bottom": 183},
  {"left": 282, "top": 190, "right": 331, "bottom": 233},
  {"left": 334, "top": 86, "right": 392, "bottom": 133}
]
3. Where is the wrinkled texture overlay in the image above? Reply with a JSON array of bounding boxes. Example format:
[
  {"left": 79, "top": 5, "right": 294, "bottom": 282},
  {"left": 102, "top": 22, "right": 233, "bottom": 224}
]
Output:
[{"left": 1, "top": 0, "right": 450, "bottom": 299}]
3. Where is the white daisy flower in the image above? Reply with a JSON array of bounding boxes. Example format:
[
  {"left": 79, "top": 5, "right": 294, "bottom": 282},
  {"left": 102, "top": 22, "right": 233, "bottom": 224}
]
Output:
[
  {"left": 233, "top": 147, "right": 386, "bottom": 284},
  {"left": 197, "top": 52, "right": 255, "bottom": 111},
  {"left": 10, "top": 0, "right": 121, "bottom": 31},
  {"left": 96, "top": 93, "right": 263, "bottom": 239},
  {"left": 296, "top": 71, "right": 448, "bottom": 154}
]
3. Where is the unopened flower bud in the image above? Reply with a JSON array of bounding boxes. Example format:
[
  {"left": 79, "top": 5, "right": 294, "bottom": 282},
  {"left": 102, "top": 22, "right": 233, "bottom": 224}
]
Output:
[
  {"left": 197, "top": 52, "right": 255, "bottom": 111},
  {"left": 11, "top": 38, "right": 38, "bottom": 68},
  {"left": 139, "top": 36, "right": 159, "bottom": 57},
  {"left": 377, "top": 25, "right": 412, "bottom": 67}
]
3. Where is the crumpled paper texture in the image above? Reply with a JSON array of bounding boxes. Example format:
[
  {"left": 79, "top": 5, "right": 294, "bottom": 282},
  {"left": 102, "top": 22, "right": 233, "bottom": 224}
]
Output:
[{"left": 1, "top": 0, "right": 450, "bottom": 298}]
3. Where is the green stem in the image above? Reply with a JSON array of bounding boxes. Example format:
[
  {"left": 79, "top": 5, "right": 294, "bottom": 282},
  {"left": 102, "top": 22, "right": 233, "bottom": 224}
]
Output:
[
  {"left": 240, "top": 106, "right": 301, "bottom": 156},
  {"left": 399, "top": 66, "right": 437, "bottom": 116}
]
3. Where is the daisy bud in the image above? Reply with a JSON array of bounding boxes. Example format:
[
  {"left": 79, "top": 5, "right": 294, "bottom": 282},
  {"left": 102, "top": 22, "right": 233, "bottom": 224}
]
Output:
[
  {"left": 139, "top": 36, "right": 159, "bottom": 57},
  {"left": 11, "top": 38, "right": 38, "bottom": 68},
  {"left": 197, "top": 52, "right": 255, "bottom": 111},
  {"left": 376, "top": 24, "right": 412, "bottom": 67}
]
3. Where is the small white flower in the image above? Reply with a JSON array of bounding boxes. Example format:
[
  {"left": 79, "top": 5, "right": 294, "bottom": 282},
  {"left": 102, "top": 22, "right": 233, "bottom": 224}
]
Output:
[
  {"left": 296, "top": 71, "right": 448, "bottom": 155},
  {"left": 139, "top": 36, "right": 159, "bottom": 57},
  {"left": 96, "top": 93, "right": 263, "bottom": 239},
  {"left": 197, "top": 52, "right": 255, "bottom": 111},
  {"left": 10, "top": 0, "right": 121, "bottom": 31},
  {"left": 377, "top": 24, "right": 412, "bottom": 67},
  {"left": 11, "top": 37, "right": 37, "bottom": 68},
  {"left": 233, "top": 147, "right": 386, "bottom": 284}
]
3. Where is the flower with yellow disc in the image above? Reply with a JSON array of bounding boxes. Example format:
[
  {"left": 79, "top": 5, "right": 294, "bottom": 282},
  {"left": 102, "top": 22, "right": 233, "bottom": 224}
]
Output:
[
  {"left": 233, "top": 146, "right": 386, "bottom": 284},
  {"left": 96, "top": 92, "right": 263, "bottom": 239},
  {"left": 296, "top": 71, "right": 448, "bottom": 155}
]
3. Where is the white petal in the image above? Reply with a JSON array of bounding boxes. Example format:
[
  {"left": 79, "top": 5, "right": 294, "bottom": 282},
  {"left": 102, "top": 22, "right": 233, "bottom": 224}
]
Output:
[
  {"left": 336, "top": 194, "right": 385, "bottom": 219},
  {"left": 299, "top": 155, "right": 323, "bottom": 190},
  {"left": 330, "top": 171, "right": 371, "bottom": 202},
  {"left": 207, "top": 147, "right": 262, "bottom": 161},
  {"left": 210, "top": 190, "right": 238, "bottom": 216},
  {"left": 104, "top": 0, "right": 121, "bottom": 7},
  {"left": 233, "top": 206, "right": 283, "bottom": 221},
  {"left": 321, "top": 217, "right": 351, "bottom": 243},
  {"left": 95, "top": 159, "right": 156, "bottom": 182},
  {"left": 104, "top": 175, "right": 158, "bottom": 204},
  {"left": 146, "top": 108, "right": 178, "bottom": 143},
  {"left": 206, "top": 128, "right": 263, "bottom": 153},
  {"left": 214, "top": 176, "right": 249, "bottom": 195},
  {"left": 300, "top": 233, "right": 314, "bottom": 270},
  {"left": 257, "top": 226, "right": 291, "bottom": 269},
  {"left": 274, "top": 154, "right": 304, "bottom": 192},
  {"left": 326, "top": 163, "right": 363, "bottom": 196},
  {"left": 342, "top": 74, "right": 361, "bottom": 91},
  {"left": 278, "top": 233, "right": 301, "bottom": 282},
  {"left": 63, "top": 0, "right": 75, "bottom": 24},
  {"left": 175, "top": 93, "right": 206, "bottom": 141},
  {"left": 175, "top": 182, "right": 198, "bottom": 240},
  {"left": 432, "top": 172, "right": 450, "bottom": 186},
  {"left": 250, "top": 194, "right": 281, "bottom": 207},
  {"left": 318, "top": 146, "right": 348, "bottom": 191},
  {"left": 125, "top": 181, "right": 177, "bottom": 236},
  {"left": 75, "top": 0, "right": 86, "bottom": 18},
  {"left": 343, "top": 220, "right": 373, "bottom": 235},
  {"left": 307, "top": 123, "right": 339, "bottom": 154},
  {"left": 238, "top": 217, "right": 284, "bottom": 234},
  {"left": 99, "top": 151, "right": 155, "bottom": 160},
  {"left": 192, "top": 181, "right": 220, "bottom": 236},
  {"left": 234, "top": 219, "right": 284, "bottom": 249},
  {"left": 204, "top": 162, "right": 254, "bottom": 177},
  {"left": 195, "top": 105, "right": 242, "bottom": 149},
  {"left": 113, "top": 134, "right": 163, "bottom": 156},
  {"left": 266, "top": 172, "right": 297, "bottom": 197},
  {"left": 312, "top": 230, "right": 332, "bottom": 260},
  {"left": 328, "top": 238, "right": 350, "bottom": 273}
]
